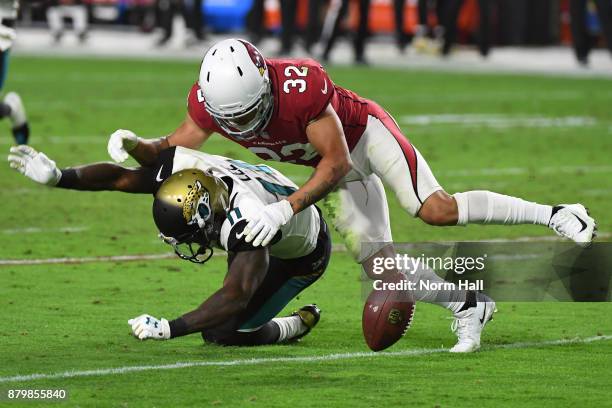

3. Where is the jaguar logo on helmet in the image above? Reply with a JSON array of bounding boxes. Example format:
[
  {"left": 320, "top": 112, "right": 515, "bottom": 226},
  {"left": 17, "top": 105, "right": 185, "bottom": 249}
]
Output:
[
  {"left": 182, "top": 180, "right": 212, "bottom": 228},
  {"left": 239, "top": 39, "right": 266, "bottom": 77}
]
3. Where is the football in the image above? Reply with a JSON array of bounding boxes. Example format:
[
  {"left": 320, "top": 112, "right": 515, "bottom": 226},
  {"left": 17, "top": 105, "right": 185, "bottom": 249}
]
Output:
[{"left": 362, "top": 274, "right": 415, "bottom": 351}]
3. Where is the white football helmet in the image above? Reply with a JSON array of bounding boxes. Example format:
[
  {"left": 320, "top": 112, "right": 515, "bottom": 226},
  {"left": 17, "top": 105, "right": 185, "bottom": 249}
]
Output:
[{"left": 198, "top": 39, "right": 273, "bottom": 140}]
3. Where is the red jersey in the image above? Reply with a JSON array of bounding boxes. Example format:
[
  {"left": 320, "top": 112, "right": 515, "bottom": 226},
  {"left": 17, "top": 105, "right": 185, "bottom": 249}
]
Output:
[{"left": 187, "top": 58, "right": 379, "bottom": 167}]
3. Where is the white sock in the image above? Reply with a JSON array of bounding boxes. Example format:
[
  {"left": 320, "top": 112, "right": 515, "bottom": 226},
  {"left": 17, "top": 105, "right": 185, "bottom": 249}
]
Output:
[
  {"left": 454, "top": 191, "right": 552, "bottom": 226},
  {"left": 403, "top": 264, "right": 467, "bottom": 314},
  {"left": 272, "top": 316, "right": 307, "bottom": 342}
]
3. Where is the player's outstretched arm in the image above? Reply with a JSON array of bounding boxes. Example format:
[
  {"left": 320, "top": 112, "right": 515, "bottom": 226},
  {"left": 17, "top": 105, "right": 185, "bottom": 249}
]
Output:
[
  {"left": 8, "top": 145, "right": 154, "bottom": 194},
  {"left": 108, "top": 114, "right": 212, "bottom": 167},
  {"left": 159, "top": 249, "right": 269, "bottom": 339},
  {"left": 290, "top": 105, "right": 352, "bottom": 213}
]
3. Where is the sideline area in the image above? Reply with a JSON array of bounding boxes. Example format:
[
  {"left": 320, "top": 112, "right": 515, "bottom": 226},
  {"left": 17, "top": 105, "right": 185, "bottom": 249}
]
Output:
[{"left": 12, "top": 25, "right": 612, "bottom": 78}]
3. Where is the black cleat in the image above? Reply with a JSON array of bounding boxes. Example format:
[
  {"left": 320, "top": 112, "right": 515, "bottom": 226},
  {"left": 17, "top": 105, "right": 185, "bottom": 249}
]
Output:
[
  {"left": 12, "top": 123, "right": 29, "bottom": 145},
  {"left": 290, "top": 304, "right": 321, "bottom": 341}
]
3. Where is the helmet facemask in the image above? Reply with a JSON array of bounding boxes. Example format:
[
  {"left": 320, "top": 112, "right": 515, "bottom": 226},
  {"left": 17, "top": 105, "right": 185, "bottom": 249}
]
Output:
[
  {"left": 159, "top": 229, "right": 214, "bottom": 264},
  {"left": 206, "top": 80, "right": 273, "bottom": 140}
]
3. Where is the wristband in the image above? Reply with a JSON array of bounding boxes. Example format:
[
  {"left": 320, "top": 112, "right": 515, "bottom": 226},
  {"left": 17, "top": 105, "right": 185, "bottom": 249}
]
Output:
[
  {"left": 169, "top": 317, "right": 190, "bottom": 338},
  {"left": 123, "top": 135, "right": 140, "bottom": 152},
  {"left": 57, "top": 168, "right": 78, "bottom": 189}
]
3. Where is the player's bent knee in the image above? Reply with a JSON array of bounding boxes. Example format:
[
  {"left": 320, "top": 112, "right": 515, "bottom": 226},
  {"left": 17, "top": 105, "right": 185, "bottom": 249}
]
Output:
[
  {"left": 418, "top": 191, "right": 458, "bottom": 226},
  {"left": 201, "top": 319, "right": 243, "bottom": 346},
  {"left": 201, "top": 328, "right": 231, "bottom": 345}
]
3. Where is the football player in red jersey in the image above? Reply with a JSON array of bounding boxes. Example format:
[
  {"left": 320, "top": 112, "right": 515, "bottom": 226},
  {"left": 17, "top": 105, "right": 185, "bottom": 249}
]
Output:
[{"left": 106, "top": 39, "right": 596, "bottom": 352}]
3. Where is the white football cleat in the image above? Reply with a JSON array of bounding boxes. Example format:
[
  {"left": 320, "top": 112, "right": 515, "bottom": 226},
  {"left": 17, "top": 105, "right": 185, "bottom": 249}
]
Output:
[
  {"left": 4, "top": 92, "right": 26, "bottom": 127},
  {"left": 450, "top": 293, "right": 496, "bottom": 353},
  {"left": 549, "top": 204, "right": 596, "bottom": 247}
]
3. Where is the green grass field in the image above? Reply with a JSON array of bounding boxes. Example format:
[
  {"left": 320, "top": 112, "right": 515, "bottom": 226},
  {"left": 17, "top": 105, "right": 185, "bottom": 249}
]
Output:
[{"left": 1, "top": 56, "right": 611, "bottom": 407}]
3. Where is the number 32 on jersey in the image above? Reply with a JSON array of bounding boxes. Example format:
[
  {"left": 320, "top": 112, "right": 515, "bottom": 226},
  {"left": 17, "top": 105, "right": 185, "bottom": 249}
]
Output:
[{"left": 283, "top": 66, "right": 308, "bottom": 94}]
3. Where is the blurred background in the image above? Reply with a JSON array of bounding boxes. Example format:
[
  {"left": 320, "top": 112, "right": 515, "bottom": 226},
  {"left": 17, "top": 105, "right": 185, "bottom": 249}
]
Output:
[{"left": 10, "top": 0, "right": 612, "bottom": 75}]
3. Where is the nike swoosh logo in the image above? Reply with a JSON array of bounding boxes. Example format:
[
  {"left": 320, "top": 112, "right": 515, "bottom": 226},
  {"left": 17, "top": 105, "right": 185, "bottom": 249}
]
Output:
[
  {"left": 156, "top": 166, "right": 164, "bottom": 182},
  {"left": 321, "top": 80, "right": 328, "bottom": 95},
  {"left": 480, "top": 303, "right": 487, "bottom": 325},
  {"left": 573, "top": 214, "right": 587, "bottom": 232},
  {"left": 235, "top": 231, "right": 245, "bottom": 240}
]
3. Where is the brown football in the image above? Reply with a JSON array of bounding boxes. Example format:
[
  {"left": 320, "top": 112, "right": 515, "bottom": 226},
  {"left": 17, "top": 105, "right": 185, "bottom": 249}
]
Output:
[{"left": 362, "top": 275, "right": 415, "bottom": 351}]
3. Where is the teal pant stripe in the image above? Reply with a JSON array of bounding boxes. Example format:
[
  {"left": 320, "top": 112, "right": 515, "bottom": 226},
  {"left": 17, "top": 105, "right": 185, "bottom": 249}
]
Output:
[
  {"left": 239, "top": 276, "right": 317, "bottom": 330},
  {"left": 0, "top": 50, "right": 9, "bottom": 91}
]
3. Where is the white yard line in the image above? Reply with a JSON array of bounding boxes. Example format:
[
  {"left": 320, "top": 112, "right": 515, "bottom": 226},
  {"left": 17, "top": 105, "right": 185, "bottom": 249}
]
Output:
[
  {"left": 440, "top": 164, "right": 612, "bottom": 177},
  {"left": 24, "top": 97, "right": 186, "bottom": 108},
  {"left": 1, "top": 234, "right": 608, "bottom": 266},
  {"left": 0, "top": 244, "right": 346, "bottom": 266},
  {"left": 0, "top": 135, "right": 158, "bottom": 145},
  {"left": 0, "top": 253, "right": 176, "bottom": 266},
  {"left": 583, "top": 189, "right": 612, "bottom": 196},
  {"left": 371, "top": 91, "right": 591, "bottom": 103},
  {"left": 11, "top": 73, "right": 189, "bottom": 83},
  {"left": 2, "top": 187, "right": 47, "bottom": 194},
  {"left": 1, "top": 226, "right": 88, "bottom": 234},
  {"left": 0, "top": 335, "right": 610, "bottom": 384},
  {"left": 400, "top": 114, "right": 598, "bottom": 128},
  {"left": 0, "top": 136, "right": 105, "bottom": 145}
]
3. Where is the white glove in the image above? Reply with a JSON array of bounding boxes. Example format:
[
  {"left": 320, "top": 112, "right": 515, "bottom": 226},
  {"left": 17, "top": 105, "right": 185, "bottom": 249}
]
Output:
[
  {"left": 107, "top": 129, "right": 139, "bottom": 163},
  {"left": 0, "top": 24, "right": 16, "bottom": 52},
  {"left": 8, "top": 145, "right": 62, "bottom": 186},
  {"left": 128, "top": 314, "right": 171, "bottom": 340},
  {"left": 244, "top": 200, "right": 294, "bottom": 247}
]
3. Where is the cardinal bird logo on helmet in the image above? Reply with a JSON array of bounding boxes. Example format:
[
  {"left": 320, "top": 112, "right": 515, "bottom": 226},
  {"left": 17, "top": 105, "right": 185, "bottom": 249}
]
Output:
[{"left": 239, "top": 39, "right": 266, "bottom": 77}]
